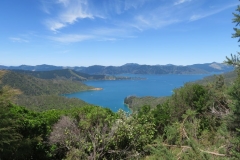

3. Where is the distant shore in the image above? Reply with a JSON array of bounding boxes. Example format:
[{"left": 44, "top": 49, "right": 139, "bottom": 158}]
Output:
[{"left": 90, "top": 88, "right": 103, "bottom": 91}]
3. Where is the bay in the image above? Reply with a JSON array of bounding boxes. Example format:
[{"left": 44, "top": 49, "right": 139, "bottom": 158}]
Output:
[{"left": 64, "top": 74, "right": 212, "bottom": 112}]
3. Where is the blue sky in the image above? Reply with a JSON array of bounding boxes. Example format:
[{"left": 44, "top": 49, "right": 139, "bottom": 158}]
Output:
[{"left": 1, "top": 0, "right": 239, "bottom": 66}]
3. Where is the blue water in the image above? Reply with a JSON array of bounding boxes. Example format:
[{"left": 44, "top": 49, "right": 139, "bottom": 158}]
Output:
[{"left": 64, "top": 74, "right": 210, "bottom": 112}]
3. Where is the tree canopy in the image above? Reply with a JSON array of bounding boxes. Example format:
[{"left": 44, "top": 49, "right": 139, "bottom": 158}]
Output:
[{"left": 225, "top": 3, "right": 240, "bottom": 67}]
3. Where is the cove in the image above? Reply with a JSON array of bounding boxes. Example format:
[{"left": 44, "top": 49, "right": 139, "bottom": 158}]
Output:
[{"left": 64, "top": 74, "right": 212, "bottom": 112}]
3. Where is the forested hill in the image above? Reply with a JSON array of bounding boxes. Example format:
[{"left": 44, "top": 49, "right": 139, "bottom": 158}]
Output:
[
  {"left": 0, "top": 70, "right": 93, "bottom": 96},
  {"left": 13, "top": 69, "right": 106, "bottom": 81},
  {"left": 0, "top": 62, "right": 234, "bottom": 75},
  {"left": 0, "top": 70, "right": 95, "bottom": 111},
  {"left": 11, "top": 69, "right": 143, "bottom": 81},
  {"left": 193, "top": 70, "right": 237, "bottom": 85}
]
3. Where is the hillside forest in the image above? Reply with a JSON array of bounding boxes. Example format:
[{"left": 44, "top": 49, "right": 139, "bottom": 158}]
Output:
[{"left": 1, "top": 3, "right": 240, "bottom": 160}]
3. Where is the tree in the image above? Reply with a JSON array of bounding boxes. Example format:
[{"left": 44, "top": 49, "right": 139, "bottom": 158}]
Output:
[
  {"left": 224, "top": 2, "right": 240, "bottom": 158},
  {"left": 225, "top": 2, "right": 240, "bottom": 130},
  {"left": 0, "top": 71, "right": 22, "bottom": 159},
  {"left": 225, "top": 3, "right": 240, "bottom": 67}
]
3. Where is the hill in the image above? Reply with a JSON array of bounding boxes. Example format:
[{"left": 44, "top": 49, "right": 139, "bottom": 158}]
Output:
[
  {"left": 12, "top": 69, "right": 105, "bottom": 81},
  {"left": 14, "top": 95, "right": 90, "bottom": 112},
  {"left": 0, "top": 70, "right": 93, "bottom": 96},
  {"left": 124, "top": 96, "right": 168, "bottom": 112},
  {"left": 0, "top": 62, "right": 234, "bottom": 75},
  {"left": 192, "top": 70, "right": 237, "bottom": 85},
  {"left": 0, "top": 70, "right": 95, "bottom": 111},
  {"left": 187, "top": 62, "right": 234, "bottom": 73},
  {"left": 12, "top": 69, "right": 142, "bottom": 81}
]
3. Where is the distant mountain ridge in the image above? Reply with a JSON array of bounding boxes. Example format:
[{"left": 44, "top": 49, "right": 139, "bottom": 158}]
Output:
[
  {"left": 0, "top": 62, "right": 234, "bottom": 75},
  {"left": 12, "top": 69, "right": 142, "bottom": 81},
  {"left": 12, "top": 69, "right": 106, "bottom": 81}
]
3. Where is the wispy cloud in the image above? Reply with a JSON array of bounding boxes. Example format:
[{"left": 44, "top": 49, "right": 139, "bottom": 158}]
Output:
[
  {"left": 49, "top": 34, "right": 94, "bottom": 43},
  {"left": 40, "top": 0, "right": 51, "bottom": 14},
  {"left": 92, "top": 28, "right": 130, "bottom": 37},
  {"left": 98, "top": 38, "right": 119, "bottom": 42},
  {"left": 174, "top": 0, "right": 192, "bottom": 5},
  {"left": 57, "top": 0, "right": 69, "bottom": 7},
  {"left": 106, "top": 0, "right": 148, "bottom": 14},
  {"left": 43, "top": 0, "right": 150, "bottom": 32},
  {"left": 41, "top": 0, "right": 238, "bottom": 43},
  {"left": 189, "top": 3, "right": 238, "bottom": 21},
  {"left": 130, "top": 16, "right": 179, "bottom": 31},
  {"left": 44, "top": 0, "right": 94, "bottom": 31},
  {"left": 127, "top": 3, "right": 183, "bottom": 31},
  {"left": 9, "top": 37, "right": 29, "bottom": 43},
  {"left": 124, "top": 0, "right": 147, "bottom": 10},
  {"left": 49, "top": 27, "right": 135, "bottom": 43},
  {"left": 91, "top": 27, "right": 137, "bottom": 41},
  {"left": 45, "top": 20, "right": 66, "bottom": 32}
]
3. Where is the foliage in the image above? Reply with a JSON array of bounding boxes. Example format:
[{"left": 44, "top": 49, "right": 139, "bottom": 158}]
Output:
[
  {"left": 151, "top": 102, "right": 171, "bottom": 134},
  {"left": 225, "top": 3, "right": 240, "bottom": 67},
  {"left": 124, "top": 95, "right": 168, "bottom": 113},
  {"left": 15, "top": 95, "right": 90, "bottom": 112},
  {"left": 223, "top": 2, "right": 240, "bottom": 158},
  {"left": 46, "top": 107, "right": 157, "bottom": 160},
  {"left": 0, "top": 103, "right": 23, "bottom": 159},
  {"left": 167, "top": 83, "right": 210, "bottom": 122},
  {"left": 147, "top": 109, "right": 230, "bottom": 160},
  {"left": 0, "top": 71, "right": 22, "bottom": 159}
]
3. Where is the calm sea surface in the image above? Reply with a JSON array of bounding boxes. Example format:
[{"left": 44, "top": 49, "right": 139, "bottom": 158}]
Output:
[{"left": 64, "top": 74, "right": 212, "bottom": 112}]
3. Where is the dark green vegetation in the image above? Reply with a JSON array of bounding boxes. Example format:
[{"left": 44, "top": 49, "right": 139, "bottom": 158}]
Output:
[
  {"left": 0, "top": 62, "right": 233, "bottom": 75},
  {"left": 124, "top": 96, "right": 168, "bottom": 112},
  {"left": 1, "top": 3, "right": 240, "bottom": 160}
]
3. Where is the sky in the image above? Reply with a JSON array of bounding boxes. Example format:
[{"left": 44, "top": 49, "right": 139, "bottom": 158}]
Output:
[{"left": 0, "top": 0, "right": 239, "bottom": 67}]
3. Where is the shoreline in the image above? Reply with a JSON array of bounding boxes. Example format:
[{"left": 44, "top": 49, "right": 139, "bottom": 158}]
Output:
[
  {"left": 90, "top": 87, "right": 103, "bottom": 91},
  {"left": 124, "top": 102, "right": 133, "bottom": 114}
]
